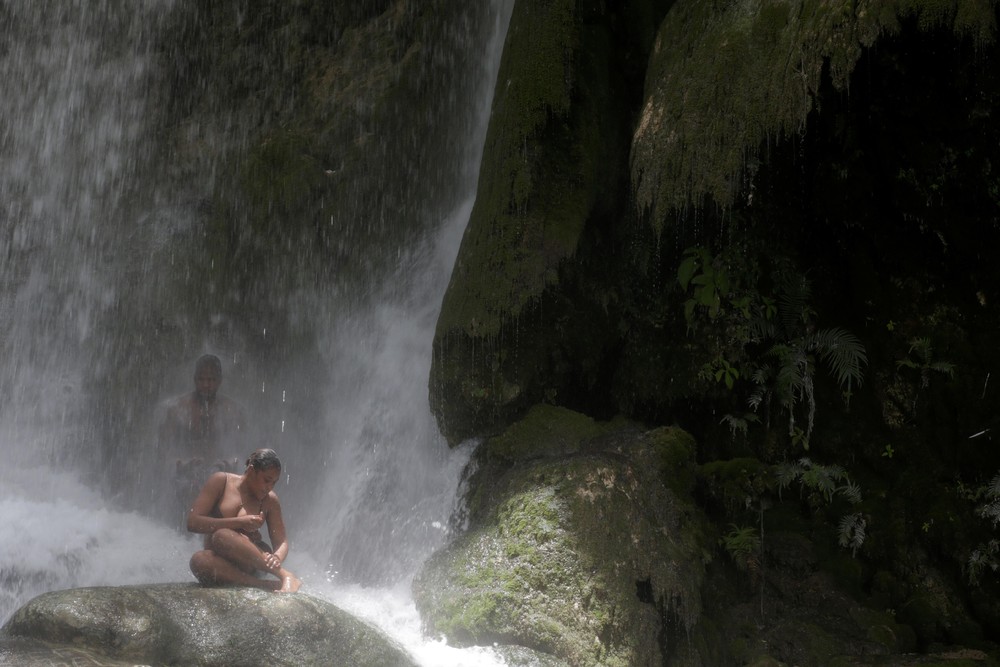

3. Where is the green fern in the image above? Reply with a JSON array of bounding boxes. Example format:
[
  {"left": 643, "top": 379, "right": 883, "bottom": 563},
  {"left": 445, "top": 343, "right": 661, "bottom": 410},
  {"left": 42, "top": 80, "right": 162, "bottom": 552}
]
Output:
[
  {"left": 721, "top": 524, "right": 761, "bottom": 572},
  {"left": 750, "top": 320, "right": 866, "bottom": 448},
  {"left": 676, "top": 247, "right": 867, "bottom": 450},
  {"left": 775, "top": 272, "right": 815, "bottom": 334},
  {"left": 776, "top": 458, "right": 865, "bottom": 554},
  {"left": 840, "top": 480, "right": 863, "bottom": 505},
  {"left": 721, "top": 412, "right": 761, "bottom": 438},
  {"left": 977, "top": 472, "right": 1000, "bottom": 527},
  {"left": 968, "top": 473, "right": 1000, "bottom": 585},
  {"left": 811, "top": 328, "right": 868, "bottom": 398},
  {"left": 897, "top": 337, "right": 955, "bottom": 388},
  {"left": 968, "top": 539, "right": 1000, "bottom": 586},
  {"left": 839, "top": 513, "right": 867, "bottom": 556}
]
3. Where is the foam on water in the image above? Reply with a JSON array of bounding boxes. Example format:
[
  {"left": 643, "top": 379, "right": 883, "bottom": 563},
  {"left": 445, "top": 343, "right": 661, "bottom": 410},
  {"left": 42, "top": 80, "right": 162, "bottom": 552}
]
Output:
[
  {"left": 316, "top": 582, "right": 509, "bottom": 667},
  {"left": 0, "top": 466, "right": 196, "bottom": 622}
]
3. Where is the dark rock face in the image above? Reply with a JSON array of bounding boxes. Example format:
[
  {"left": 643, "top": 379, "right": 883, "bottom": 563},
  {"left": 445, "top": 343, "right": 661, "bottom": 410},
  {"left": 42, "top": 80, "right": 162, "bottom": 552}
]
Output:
[
  {"left": 1, "top": 584, "right": 416, "bottom": 667},
  {"left": 429, "top": 0, "right": 1000, "bottom": 448},
  {"left": 430, "top": 0, "right": 670, "bottom": 443}
]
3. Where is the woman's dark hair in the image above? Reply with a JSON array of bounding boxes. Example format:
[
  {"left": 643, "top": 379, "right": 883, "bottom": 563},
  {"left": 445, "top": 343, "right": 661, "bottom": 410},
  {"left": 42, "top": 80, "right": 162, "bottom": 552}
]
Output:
[{"left": 247, "top": 448, "right": 281, "bottom": 472}]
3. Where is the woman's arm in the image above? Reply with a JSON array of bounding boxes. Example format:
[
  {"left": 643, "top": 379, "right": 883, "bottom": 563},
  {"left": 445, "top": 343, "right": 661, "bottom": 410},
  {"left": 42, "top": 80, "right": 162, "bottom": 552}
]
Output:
[{"left": 264, "top": 495, "right": 290, "bottom": 563}]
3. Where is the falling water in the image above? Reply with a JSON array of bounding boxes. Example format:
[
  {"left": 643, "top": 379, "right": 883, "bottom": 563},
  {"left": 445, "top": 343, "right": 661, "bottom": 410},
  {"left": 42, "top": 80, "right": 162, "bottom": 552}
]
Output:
[
  {"left": 0, "top": 1, "right": 514, "bottom": 664},
  {"left": 0, "top": 1, "right": 168, "bottom": 472},
  {"left": 0, "top": 0, "right": 189, "bottom": 623}
]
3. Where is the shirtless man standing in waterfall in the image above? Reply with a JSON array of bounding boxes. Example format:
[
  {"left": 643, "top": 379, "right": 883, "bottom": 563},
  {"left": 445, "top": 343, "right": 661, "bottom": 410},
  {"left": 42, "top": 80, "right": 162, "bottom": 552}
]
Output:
[
  {"left": 159, "top": 353, "right": 247, "bottom": 474},
  {"left": 187, "top": 448, "right": 302, "bottom": 592},
  {"left": 160, "top": 354, "right": 247, "bottom": 527}
]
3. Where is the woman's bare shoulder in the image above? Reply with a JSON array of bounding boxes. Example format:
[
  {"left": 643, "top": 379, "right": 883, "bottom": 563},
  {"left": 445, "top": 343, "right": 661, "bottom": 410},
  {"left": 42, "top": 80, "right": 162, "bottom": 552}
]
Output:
[
  {"left": 263, "top": 490, "right": 281, "bottom": 510},
  {"left": 201, "top": 471, "right": 233, "bottom": 493}
]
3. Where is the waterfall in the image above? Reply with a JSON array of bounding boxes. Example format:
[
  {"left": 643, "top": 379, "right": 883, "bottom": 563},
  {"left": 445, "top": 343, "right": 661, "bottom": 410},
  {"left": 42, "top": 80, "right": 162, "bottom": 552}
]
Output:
[
  {"left": 0, "top": 1, "right": 514, "bottom": 664},
  {"left": 0, "top": 0, "right": 187, "bottom": 622},
  {"left": 0, "top": 1, "right": 169, "bottom": 472}
]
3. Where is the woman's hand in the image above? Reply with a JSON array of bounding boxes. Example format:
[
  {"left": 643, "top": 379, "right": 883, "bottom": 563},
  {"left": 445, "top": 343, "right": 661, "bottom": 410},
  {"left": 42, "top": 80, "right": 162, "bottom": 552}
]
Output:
[
  {"left": 239, "top": 513, "right": 265, "bottom": 531},
  {"left": 264, "top": 553, "right": 282, "bottom": 570}
]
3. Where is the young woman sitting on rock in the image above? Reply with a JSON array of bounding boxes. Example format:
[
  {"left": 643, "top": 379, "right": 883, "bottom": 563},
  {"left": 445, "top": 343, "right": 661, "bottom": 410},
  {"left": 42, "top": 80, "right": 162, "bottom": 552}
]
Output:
[{"left": 187, "top": 448, "right": 301, "bottom": 593}]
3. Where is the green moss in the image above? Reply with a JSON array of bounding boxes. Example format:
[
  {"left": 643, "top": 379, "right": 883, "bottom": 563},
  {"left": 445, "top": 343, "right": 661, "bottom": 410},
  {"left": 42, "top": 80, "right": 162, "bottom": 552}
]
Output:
[
  {"left": 435, "top": 0, "right": 577, "bottom": 335},
  {"left": 414, "top": 425, "right": 713, "bottom": 666},
  {"left": 482, "top": 404, "right": 609, "bottom": 463},
  {"left": 848, "top": 606, "right": 914, "bottom": 652},
  {"left": 416, "top": 483, "right": 599, "bottom": 659},
  {"left": 240, "top": 129, "right": 322, "bottom": 223},
  {"left": 435, "top": 0, "right": 629, "bottom": 339},
  {"left": 632, "top": 0, "right": 999, "bottom": 227},
  {"left": 644, "top": 426, "right": 698, "bottom": 496}
]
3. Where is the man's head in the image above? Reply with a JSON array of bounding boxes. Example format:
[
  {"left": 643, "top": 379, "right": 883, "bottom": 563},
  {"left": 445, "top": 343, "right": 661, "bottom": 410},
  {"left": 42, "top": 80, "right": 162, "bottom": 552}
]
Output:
[{"left": 193, "top": 354, "right": 223, "bottom": 400}]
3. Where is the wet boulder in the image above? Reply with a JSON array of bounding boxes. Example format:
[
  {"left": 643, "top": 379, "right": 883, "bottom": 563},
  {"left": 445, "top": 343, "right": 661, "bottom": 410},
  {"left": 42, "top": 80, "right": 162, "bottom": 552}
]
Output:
[
  {"left": 413, "top": 408, "right": 712, "bottom": 666},
  {"left": 0, "top": 584, "right": 416, "bottom": 667}
]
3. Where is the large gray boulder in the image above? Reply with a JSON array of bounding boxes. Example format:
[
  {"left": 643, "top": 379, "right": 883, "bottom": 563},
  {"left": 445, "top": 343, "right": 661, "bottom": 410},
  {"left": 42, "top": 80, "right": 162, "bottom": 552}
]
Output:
[{"left": 0, "top": 584, "right": 416, "bottom": 667}]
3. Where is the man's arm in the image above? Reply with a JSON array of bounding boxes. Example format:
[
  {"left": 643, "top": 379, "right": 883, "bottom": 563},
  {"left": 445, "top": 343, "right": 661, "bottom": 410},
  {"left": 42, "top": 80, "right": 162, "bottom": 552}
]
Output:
[
  {"left": 158, "top": 402, "right": 180, "bottom": 449},
  {"left": 159, "top": 398, "right": 195, "bottom": 466}
]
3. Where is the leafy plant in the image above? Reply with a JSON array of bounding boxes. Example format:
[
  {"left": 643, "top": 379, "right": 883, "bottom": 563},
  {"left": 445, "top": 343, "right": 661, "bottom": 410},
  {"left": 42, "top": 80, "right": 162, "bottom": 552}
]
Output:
[
  {"left": 977, "top": 472, "right": 1000, "bottom": 526},
  {"left": 776, "top": 457, "right": 862, "bottom": 503},
  {"left": 706, "top": 456, "right": 867, "bottom": 620},
  {"left": 896, "top": 337, "right": 955, "bottom": 388},
  {"left": 968, "top": 540, "right": 1000, "bottom": 586},
  {"left": 968, "top": 472, "right": 1000, "bottom": 585},
  {"left": 678, "top": 246, "right": 868, "bottom": 451},
  {"left": 721, "top": 524, "right": 761, "bottom": 574},
  {"left": 720, "top": 412, "right": 761, "bottom": 439},
  {"left": 677, "top": 246, "right": 731, "bottom": 323},
  {"left": 838, "top": 513, "right": 867, "bottom": 557},
  {"left": 746, "top": 277, "right": 867, "bottom": 449},
  {"left": 705, "top": 458, "right": 866, "bottom": 558},
  {"left": 776, "top": 457, "right": 866, "bottom": 555},
  {"left": 702, "top": 355, "right": 740, "bottom": 390},
  {"left": 722, "top": 518, "right": 768, "bottom": 618}
]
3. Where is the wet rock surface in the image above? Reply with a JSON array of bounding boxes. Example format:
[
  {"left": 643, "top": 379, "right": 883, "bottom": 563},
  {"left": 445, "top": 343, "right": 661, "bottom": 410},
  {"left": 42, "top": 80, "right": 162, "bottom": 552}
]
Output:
[{"left": 1, "top": 583, "right": 416, "bottom": 667}]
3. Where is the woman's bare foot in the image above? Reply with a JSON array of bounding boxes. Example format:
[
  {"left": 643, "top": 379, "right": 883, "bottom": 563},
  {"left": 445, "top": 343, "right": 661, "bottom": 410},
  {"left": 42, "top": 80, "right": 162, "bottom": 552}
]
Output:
[{"left": 278, "top": 574, "right": 302, "bottom": 593}]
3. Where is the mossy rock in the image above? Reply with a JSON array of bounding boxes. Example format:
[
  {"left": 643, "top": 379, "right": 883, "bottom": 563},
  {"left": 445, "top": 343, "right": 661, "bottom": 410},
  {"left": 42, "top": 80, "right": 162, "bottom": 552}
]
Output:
[
  {"left": 477, "top": 404, "right": 611, "bottom": 463},
  {"left": 414, "top": 417, "right": 712, "bottom": 666},
  {"left": 429, "top": 0, "right": 666, "bottom": 444},
  {"left": 631, "top": 0, "right": 999, "bottom": 226}
]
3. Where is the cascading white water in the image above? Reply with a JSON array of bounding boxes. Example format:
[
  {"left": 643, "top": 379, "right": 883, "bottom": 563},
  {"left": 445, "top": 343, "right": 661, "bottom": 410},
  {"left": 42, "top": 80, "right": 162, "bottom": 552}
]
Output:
[
  {"left": 0, "top": 1, "right": 514, "bottom": 664},
  {"left": 0, "top": 1, "right": 169, "bottom": 472},
  {"left": 0, "top": 0, "right": 192, "bottom": 625}
]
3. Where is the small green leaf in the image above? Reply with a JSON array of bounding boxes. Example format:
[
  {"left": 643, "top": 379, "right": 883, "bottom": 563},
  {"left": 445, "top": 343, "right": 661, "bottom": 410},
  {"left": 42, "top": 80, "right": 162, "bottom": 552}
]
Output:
[{"left": 678, "top": 256, "right": 699, "bottom": 290}]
